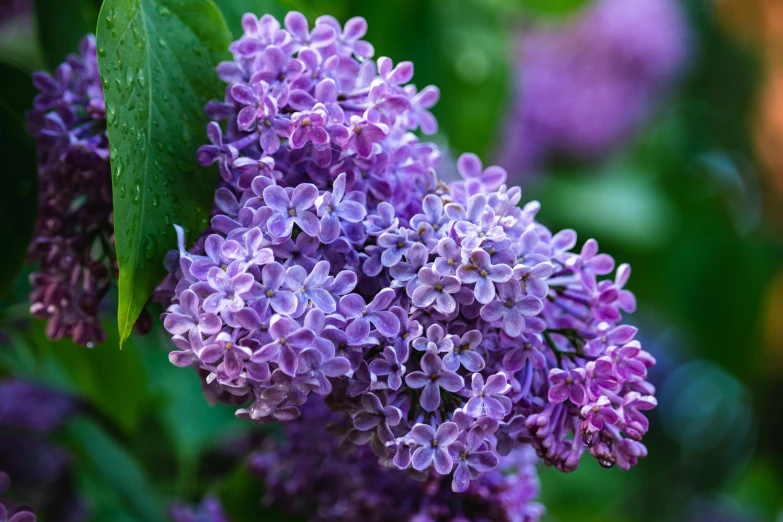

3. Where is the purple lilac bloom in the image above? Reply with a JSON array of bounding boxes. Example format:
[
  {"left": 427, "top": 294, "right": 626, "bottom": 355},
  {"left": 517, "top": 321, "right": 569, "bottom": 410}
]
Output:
[
  {"left": 26, "top": 35, "right": 118, "bottom": 346},
  {"left": 249, "top": 399, "right": 545, "bottom": 521},
  {"left": 0, "top": 380, "right": 84, "bottom": 522},
  {"left": 162, "top": 11, "right": 657, "bottom": 494},
  {"left": 496, "top": 0, "right": 689, "bottom": 178}
]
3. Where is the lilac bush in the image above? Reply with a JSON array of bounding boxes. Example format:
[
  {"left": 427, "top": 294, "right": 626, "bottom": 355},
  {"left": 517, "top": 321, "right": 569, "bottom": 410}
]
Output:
[
  {"left": 26, "top": 36, "right": 114, "bottom": 346},
  {"left": 162, "top": 11, "right": 657, "bottom": 493}
]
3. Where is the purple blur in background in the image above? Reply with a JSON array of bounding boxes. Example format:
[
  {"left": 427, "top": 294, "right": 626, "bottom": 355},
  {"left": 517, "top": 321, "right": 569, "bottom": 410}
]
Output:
[{"left": 497, "top": 0, "right": 689, "bottom": 180}]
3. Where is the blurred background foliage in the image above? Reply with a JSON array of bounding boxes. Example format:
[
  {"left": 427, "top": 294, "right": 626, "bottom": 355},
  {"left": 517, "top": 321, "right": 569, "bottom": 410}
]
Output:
[{"left": 1, "top": 0, "right": 782, "bottom": 520}]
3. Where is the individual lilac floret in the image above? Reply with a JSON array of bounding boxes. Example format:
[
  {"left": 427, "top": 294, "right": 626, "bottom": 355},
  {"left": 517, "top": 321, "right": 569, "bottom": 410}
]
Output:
[
  {"left": 405, "top": 352, "right": 463, "bottom": 412},
  {"left": 163, "top": 10, "right": 657, "bottom": 494}
]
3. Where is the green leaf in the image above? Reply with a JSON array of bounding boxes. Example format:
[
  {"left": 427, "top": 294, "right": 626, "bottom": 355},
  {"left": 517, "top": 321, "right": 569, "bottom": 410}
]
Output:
[
  {"left": 210, "top": 0, "right": 287, "bottom": 37},
  {"left": 36, "top": 0, "right": 102, "bottom": 69},
  {"left": 96, "top": 0, "right": 231, "bottom": 346},
  {"left": 521, "top": 0, "right": 590, "bottom": 17},
  {"left": 64, "top": 417, "right": 164, "bottom": 521},
  {"left": 0, "top": 61, "right": 38, "bottom": 300},
  {"left": 5, "top": 317, "right": 149, "bottom": 435}
]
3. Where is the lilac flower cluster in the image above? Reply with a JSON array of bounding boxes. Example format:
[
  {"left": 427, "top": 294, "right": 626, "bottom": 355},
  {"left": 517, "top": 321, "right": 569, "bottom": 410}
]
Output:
[
  {"left": 164, "top": 11, "right": 657, "bottom": 492},
  {"left": 249, "top": 399, "right": 544, "bottom": 522},
  {"left": 26, "top": 35, "right": 114, "bottom": 346},
  {"left": 497, "top": 0, "right": 689, "bottom": 177}
]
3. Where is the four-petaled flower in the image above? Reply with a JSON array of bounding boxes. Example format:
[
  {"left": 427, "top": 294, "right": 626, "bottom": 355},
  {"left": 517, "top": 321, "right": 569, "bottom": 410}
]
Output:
[
  {"left": 456, "top": 249, "right": 512, "bottom": 304},
  {"left": 411, "top": 323, "right": 453, "bottom": 354},
  {"left": 480, "top": 279, "right": 543, "bottom": 337},
  {"left": 410, "top": 422, "right": 460, "bottom": 474},
  {"left": 163, "top": 289, "right": 221, "bottom": 337},
  {"left": 368, "top": 346, "right": 406, "bottom": 390},
  {"left": 253, "top": 316, "right": 315, "bottom": 376},
  {"left": 253, "top": 262, "right": 297, "bottom": 315},
  {"left": 290, "top": 105, "right": 330, "bottom": 149},
  {"left": 411, "top": 268, "right": 460, "bottom": 314},
  {"left": 443, "top": 330, "right": 485, "bottom": 372},
  {"left": 315, "top": 173, "right": 367, "bottom": 243},
  {"left": 201, "top": 268, "right": 254, "bottom": 315},
  {"left": 297, "top": 348, "right": 350, "bottom": 395},
  {"left": 200, "top": 331, "right": 252, "bottom": 379},
  {"left": 548, "top": 368, "right": 587, "bottom": 405},
  {"left": 580, "top": 396, "right": 619, "bottom": 434},
  {"left": 465, "top": 373, "right": 511, "bottom": 420},
  {"left": 286, "top": 261, "right": 335, "bottom": 316},
  {"left": 352, "top": 392, "right": 403, "bottom": 443},
  {"left": 264, "top": 183, "right": 320, "bottom": 238},
  {"left": 339, "top": 288, "right": 400, "bottom": 344},
  {"left": 405, "top": 352, "right": 464, "bottom": 412},
  {"left": 449, "top": 427, "right": 499, "bottom": 492}
]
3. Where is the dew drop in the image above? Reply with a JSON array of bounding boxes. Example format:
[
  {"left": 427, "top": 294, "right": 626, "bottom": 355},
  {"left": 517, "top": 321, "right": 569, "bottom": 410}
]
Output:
[
  {"left": 104, "top": 8, "right": 116, "bottom": 29},
  {"left": 112, "top": 161, "right": 123, "bottom": 186},
  {"left": 114, "top": 78, "right": 123, "bottom": 92},
  {"left": 143, "top": 234, "right": 155, "bottom": 259},
  {"left": 598, "top": 459, "right": 614, "bottom": 469},
  {"left": 125, "top": 68, "right": 134, "bottom": 88},
  {"left": 119, "top": 185, "right": 126, "bottom": 198},
  {"left": 136, "top": 69, "right": 145, "bottom": 88},
  {"left": 132, "top": 183, "right": 141, "bottom": 202},
  {"left": 105, "top": 100, "right": 117, "bottom": 125}
]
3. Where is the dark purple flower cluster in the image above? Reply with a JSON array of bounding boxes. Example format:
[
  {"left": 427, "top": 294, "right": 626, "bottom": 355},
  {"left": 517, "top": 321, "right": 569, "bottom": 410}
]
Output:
[
  {"left": 497, "top": 0, "right": 689, "bottom": 176},
  {"left": 249, "top": 399, "right": 544, "bottom": 522},
  {"left": 26, "top": 35, "right": 114, "bottom": 346},
  {"left": 164, "top": 11, "right": 657, "bottom": 492}
]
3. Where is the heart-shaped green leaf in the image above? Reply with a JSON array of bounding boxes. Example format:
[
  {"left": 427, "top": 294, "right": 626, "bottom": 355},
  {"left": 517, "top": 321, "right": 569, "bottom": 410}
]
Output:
[{"left": 96, "top": 0, "right": 231, "bottom": 346}]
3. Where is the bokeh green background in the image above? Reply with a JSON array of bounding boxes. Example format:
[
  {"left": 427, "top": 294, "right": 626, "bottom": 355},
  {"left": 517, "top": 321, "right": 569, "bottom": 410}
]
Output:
[{"left": 1, "top": 0, "right": 782, "bottom": 520}]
